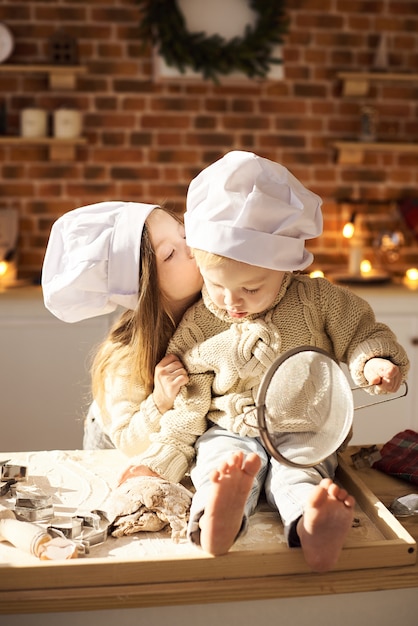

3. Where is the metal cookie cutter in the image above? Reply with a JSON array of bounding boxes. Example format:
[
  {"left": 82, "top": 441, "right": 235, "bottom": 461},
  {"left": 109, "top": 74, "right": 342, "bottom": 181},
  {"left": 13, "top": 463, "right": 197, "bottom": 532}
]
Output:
[
  {"left": 14, "top": 486, "right": 54, "bottom": 522},
  {"left": 48, "top": 516, "right": 84, "bottom": 539},
  {"left": 76, "top": 510, "right": 110, "bottom": 552},
  {"left": 0, "top": 463, "right": 24, "bottom": 496},
  {"left": 389, "top": 493, "right": 418, "bottom": 518},
  {"left": 351, "top": 445, "right": 382, "bottom": 469},
  {"left": 0, "top": 460, "right": 27, "bottom": 482},
  {"left": 48, "top": 509, "right": 110, "bottom": 556}
]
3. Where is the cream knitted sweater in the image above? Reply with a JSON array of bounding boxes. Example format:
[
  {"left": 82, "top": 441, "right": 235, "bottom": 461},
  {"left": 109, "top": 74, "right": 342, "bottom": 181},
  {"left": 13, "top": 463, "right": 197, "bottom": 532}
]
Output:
[
  {"left": 113, "top": 274, "right": 410, "bottom": 482},
  {"left": 88, "top": 360, "right": 162, "bottom": 457}
]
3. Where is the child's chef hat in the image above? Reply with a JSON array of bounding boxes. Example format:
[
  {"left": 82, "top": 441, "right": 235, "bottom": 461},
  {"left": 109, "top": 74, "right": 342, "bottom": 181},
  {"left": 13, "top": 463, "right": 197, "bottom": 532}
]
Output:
[
  {"left": 42, "top": 201, "right": 157, "bottom": 323},
  {"left": 185, "top": 151, "right": 323, "bottom": 271}
]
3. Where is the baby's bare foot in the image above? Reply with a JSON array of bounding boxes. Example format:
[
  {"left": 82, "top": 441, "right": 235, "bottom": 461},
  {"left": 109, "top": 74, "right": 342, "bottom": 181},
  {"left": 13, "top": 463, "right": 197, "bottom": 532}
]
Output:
[
  {"left": 199, "top": 451, "right": 261, "bottom": 556},
  {"left": 297, "top": 478, "right": 355, "bottom": 573}
]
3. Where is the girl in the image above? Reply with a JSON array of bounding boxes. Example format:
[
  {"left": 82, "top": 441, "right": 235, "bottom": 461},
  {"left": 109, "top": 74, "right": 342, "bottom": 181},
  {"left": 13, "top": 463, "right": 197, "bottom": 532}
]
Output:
[{"left": 42, "top": 201, "right": 203, "bottom": 458}]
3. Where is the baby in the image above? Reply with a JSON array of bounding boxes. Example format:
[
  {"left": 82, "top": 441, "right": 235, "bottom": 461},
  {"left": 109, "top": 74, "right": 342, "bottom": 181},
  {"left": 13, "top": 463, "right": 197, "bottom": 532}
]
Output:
[{"left": 133, "top": 151, "right": 409, "bottom": 571}]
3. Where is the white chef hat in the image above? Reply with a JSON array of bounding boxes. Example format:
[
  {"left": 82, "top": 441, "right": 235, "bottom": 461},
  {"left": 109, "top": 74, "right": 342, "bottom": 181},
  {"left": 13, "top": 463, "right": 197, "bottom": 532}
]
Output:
[
  {"left": 42, "top": 201, "right": 157, "bottom": 323},
  {"left": 185, "top": 151, "right": 323, "bottom": 271}
]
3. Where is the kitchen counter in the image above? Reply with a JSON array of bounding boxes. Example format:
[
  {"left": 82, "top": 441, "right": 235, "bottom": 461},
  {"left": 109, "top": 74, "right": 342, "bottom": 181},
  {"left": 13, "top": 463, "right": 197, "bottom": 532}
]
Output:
[
  {"left": 0, "top": 284, "right": 122, "bottom": 321},
  {"left": 5, "top": 283, "right": 416, "bottom": 450},
  {"left": 345, "top": 281, "right": 418, "bottom": 314},
  {"left": 0, "top": 285, "right": 44, "bottom": 314},
  {"left": 1, "top": 281, "right": 417, "bottom": 312}
]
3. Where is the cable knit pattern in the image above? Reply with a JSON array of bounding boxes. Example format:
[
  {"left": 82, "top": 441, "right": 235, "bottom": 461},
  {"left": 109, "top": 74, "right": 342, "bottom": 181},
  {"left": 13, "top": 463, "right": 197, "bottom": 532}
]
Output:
[{"left": 132, "top": 274, "right": 409, "bottom": 484}]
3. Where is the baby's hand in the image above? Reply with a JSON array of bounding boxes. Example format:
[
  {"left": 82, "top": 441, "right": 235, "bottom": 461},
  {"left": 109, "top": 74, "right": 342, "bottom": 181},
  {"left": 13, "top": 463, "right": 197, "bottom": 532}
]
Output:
[
  {"left": 153, "top": 353, "right": 189, "bottom": 413},
  {"left": 118, "top": 464, "right": 162, "bottom": 486},
  {"left": 363, "top": 357, "right": 402, "bottom": 393}
]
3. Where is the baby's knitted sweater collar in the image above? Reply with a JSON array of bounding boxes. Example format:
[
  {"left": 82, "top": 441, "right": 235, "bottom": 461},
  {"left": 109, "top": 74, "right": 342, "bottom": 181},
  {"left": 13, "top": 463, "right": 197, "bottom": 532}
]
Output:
[{"left": 201, "top": 271, "right": 294, "bottom": 324}]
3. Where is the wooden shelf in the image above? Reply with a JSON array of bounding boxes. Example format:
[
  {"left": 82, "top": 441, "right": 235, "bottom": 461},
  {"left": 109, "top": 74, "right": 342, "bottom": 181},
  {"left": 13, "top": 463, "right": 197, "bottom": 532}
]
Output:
[
  {"left": 0, "top": 64, "right": 87, "bottom": 160},
  {"left": 333, "top": 140, "right": 418, "bottom": 164},
  {"left": 0, "top": 64, "right": 86, "bottom": 89},
  {"left": 0, "top": 136, "right": 86, "bottom": 161},
  {"left": 337, "top": 71, "right": 418, "bottom": 96}
]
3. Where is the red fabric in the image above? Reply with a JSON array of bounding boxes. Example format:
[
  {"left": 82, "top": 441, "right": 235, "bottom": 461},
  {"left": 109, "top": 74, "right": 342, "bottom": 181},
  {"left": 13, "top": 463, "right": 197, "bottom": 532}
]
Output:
[{"left": 372, "top": 429, "right": 418, "bottom": 485}]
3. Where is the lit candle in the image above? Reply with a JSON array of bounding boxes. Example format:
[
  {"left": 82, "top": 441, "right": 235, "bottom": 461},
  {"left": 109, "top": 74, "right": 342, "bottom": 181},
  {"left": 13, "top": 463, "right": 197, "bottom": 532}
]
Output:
[
  {"left": 348, "top": 244, "right": 363, "bottom": 276},
  {"left": 360, "top": 259, "right": 372, "bottom": 276},
  {"left": 0, "top": 260, "right": 8, "bottom": 291},
  {"left": 309, "top": 270, "right": 324, "bottom": 278},
  {"left": 403, "top": 267, "right": 418, "bottom": 290},
  {"left": 342, "top": 211, "right": 356, "bottom": 240},
  {"left": 342, "top": 221, "right": 355, "bottom": 239}
]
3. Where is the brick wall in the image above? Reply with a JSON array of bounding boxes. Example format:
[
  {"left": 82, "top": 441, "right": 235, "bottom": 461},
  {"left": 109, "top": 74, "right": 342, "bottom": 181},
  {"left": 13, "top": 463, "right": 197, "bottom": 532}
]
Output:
[{"left": 0, "top": 0, "right": 417, "bottom": 281}]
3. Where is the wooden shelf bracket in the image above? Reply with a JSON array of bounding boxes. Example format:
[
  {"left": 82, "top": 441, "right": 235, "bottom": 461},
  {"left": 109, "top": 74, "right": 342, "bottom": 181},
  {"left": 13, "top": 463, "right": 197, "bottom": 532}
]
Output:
[
  {"left": 337, "top": 71, "right": 418, "bottom": 97},
  {"left": 0, "top": 64, "right": 86, "bottom": 90},
  {"left": 333, "top": 141, "right": 418, "bottom": 164},
  {"left": 0, "top": 137, "right": 86, "bottom": 161}
]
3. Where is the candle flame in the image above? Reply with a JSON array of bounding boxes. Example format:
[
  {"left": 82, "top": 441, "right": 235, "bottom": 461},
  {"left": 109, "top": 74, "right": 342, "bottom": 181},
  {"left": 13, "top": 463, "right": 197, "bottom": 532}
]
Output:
[
  {"left": 360, "top": 259, "right": 372, "bottom": 275},
  {"left": 405, "top": 267, "right": 418, "bottom": 281},
  {"left": 342, "top": 222, "right": 355, "bottom": 239}
]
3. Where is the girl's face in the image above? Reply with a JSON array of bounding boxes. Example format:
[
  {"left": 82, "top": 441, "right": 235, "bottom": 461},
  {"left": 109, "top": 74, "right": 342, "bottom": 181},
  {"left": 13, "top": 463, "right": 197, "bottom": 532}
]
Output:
[
  {"left": 147, "top": 209, "right": 203, "bottom": 311},
  {"left": 200, "top": 258, "right": 284, "bottom": 319}
]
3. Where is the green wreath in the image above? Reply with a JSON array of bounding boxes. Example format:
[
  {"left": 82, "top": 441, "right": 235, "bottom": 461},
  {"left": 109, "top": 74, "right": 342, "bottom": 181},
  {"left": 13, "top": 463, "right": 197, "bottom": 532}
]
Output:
[{"left": 137, "top": 0, "right": 288, "bottom": 82}]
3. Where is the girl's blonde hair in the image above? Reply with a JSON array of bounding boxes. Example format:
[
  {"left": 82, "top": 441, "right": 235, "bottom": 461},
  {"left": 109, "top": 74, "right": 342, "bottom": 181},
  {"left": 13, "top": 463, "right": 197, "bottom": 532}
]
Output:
[{"left": 91, "top": 207, "right": 183, "bottom": 414}]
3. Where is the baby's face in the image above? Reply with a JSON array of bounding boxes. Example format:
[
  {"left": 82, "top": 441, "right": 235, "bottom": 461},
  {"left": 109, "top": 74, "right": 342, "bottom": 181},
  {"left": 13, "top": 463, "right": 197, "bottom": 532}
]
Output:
[{"left": 200, "top": 258, "right": 285, "bottom": 319}]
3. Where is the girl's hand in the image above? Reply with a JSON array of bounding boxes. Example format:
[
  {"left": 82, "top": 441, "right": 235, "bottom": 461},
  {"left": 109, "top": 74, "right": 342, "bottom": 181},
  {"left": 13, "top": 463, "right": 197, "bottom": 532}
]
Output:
[
  {"left": 153, "top": 353, "right": 189, "bottom": 413},
  {"left": 118, "top": 464, "right": 162, "bottom": 486},
  {"left": 363, "top": 358, "right": 402, "bottom": 393}
]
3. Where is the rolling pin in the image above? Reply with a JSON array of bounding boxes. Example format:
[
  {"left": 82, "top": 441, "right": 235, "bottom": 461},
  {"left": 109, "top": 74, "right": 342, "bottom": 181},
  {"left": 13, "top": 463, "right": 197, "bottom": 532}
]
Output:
[{"left": 0, "top": 505, "right": 77, "bottom": 559}]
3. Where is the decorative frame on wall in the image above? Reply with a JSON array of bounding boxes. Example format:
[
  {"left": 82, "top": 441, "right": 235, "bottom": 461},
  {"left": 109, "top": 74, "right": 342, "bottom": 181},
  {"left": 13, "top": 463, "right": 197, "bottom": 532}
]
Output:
[{"left": 137, "top": 0, "right": 288, "bottom": 83}]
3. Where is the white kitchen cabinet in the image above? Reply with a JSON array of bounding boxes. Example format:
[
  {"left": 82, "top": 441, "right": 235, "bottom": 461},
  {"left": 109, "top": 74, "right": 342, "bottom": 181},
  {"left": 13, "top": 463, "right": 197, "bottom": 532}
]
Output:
[
  {"left": 1, "top": 284, "right": 417, "bottom": 451},
  {"left": 0, "top": 286, "right": 111, "bottom": 451},
  {"left": 346, "top": 285, "right": 418, "bottom": 445}
]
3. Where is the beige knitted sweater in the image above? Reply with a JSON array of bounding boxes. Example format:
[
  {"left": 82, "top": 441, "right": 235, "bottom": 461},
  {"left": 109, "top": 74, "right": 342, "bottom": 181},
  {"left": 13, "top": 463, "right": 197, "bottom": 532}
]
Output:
[
  {"left": 99, "top": 273, "right": 409, "bottom": 482},
  {"left": 132, "top": 274, "right": 409, "bottom": 483}
]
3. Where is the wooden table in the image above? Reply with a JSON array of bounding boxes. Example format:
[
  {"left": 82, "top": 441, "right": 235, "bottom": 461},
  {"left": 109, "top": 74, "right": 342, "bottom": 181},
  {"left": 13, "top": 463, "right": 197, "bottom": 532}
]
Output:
[{"left": 0, "top": 447, "right": 417, "bottom": 615}]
